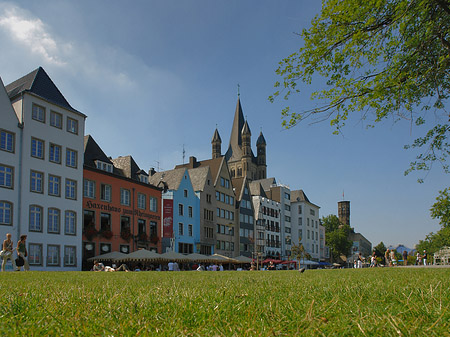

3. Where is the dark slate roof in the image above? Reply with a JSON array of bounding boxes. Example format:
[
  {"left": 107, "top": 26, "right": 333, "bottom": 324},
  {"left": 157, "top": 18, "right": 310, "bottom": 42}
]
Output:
[
  {"left": 6, "top": 67, "right": 85, "bottom": 116},
  {"left": 111, "top": 155, "right": 142, "bottom": 180},
  {"left": 256, "top": 131, "right": 266, "bottom": 146},
  {"left": 211, "top": 128, "right": 221, "bottom": 143},
  {"left": 83, "top": 135, "right": 114, "bottom": 169}
]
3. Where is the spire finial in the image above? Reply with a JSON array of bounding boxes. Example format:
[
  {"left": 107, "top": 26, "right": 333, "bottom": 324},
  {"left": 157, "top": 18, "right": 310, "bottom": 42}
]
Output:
[{"left": 237, "top": 83, "right": 240, "bottom": 97}]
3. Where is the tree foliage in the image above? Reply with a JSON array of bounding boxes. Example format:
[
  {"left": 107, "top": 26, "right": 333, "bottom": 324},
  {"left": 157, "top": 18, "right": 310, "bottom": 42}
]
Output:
[
  {"left": 322, "top": 214, "right": 353, "bottom": 261},
  {"left": 415, "top": 226, "right": 450, "bottom": 254},
  {"left": 373, "top": 241, "right": 387, "bottom": 257},
  {"left": 270, "top": 0, "right": 450, "bottom": 231},
  {"left": 291, "top": 243, "right": 310, "bottom": 269},
  {"left": 431, "top": 187, "right": 450, "bottom": 227}
]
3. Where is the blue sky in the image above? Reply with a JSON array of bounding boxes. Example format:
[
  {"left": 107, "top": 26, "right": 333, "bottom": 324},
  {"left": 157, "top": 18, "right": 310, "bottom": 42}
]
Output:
[{"left": 0, "top": 1, "right": 446, "bottom": 248}]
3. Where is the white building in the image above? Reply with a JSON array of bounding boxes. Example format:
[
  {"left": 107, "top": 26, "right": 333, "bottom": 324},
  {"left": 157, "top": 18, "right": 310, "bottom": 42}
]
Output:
[
  {"left": 252, "top": 195, "right": 282, "bottom": 259},
  {"left": 291, "top": 190, "right": 322, "bottom": 261},
  {"left": 1, "top": 68, "right": 86, "bottom": 270}
]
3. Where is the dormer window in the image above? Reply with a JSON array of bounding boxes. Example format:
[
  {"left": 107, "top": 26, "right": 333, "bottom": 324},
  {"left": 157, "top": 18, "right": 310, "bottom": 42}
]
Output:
[
  {"left": 95, "top": 160, "right": 113, "bottom": 173},
  {"left": 139, "top": 175, "right": 148, "bottom": 183}
]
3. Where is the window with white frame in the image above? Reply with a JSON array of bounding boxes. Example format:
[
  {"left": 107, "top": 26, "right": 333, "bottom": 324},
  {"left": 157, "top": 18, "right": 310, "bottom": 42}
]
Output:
[
  {"left": 120, "top": 188, "right": 130, "bottom": 206},
  {"left": 32, "top": 104, "right": 45, "bottom": 122},
  {"left": 150, "top": 197, "right": 157, "bottom": 212},
  {"left": 178, "top": 204, "right": 184, "bottom": 216},
  {"left": 29, "top": 205, "right": 42, "bottom": 231},
  {"left": 95, "top": 160, "right": 113, "bottom": 173},
  {"left": 83, "top": 179, "right": 95, "bottom": 198},
  {"left": 0, "top": 165, "right": 13, "bottom": 189},
  {"left": 137, "top": 193, "right": 146, "bottom": 209},
  {"left": 48, "top": 208, "right": 60, "bottom": 233},
  {"left": 47, "top": 245, "right": 60, "bottom": 266},
  {"left": 188, "top": 224, "right": 193, "bottom": 237},
  {"left": 65, "top": 179, "right": 77, "bottom": 200},
  {"left": 0, "top": 129, "right": 15, "bottom": 152},
  {"left": 188, "top": 206, "right": 193, "bottom": 218},
  {"left": 31, "top": 138, "right": 44, "bottom": 159},
  {"left": 67, "top": 117, "right": 78, "bottom": 134},
  {"left": 50, "top": 111, "right": 62, "bottom": 129},
  {"left": 30, "top": 170, "right": 44, "bottom": 193},
  {"left": 0, "top": 201, "right": 12, "bottom": 225},
  {"left": 64, "top": 246, "right": 76, "bottom": 266},
  {"left": 66, "top": 148, "right": 77, "bottom": 168},
  {"left": 29, "top": 243, "right": 43, "bottom": 265},
  {"left": 178, "top": 222, "right": 184, "bottom": 236},
  {"left": 48, "top": 175, "right": 60, "bottom": 196},
  {"left": 49, "top": 143, "right": 61, "bottom": 164},
  {"left": 65, "top": 210, "right": 76, "bottom": 235},
  {"left": 100, "top": 184, "right": 111, "bottom": 202}
]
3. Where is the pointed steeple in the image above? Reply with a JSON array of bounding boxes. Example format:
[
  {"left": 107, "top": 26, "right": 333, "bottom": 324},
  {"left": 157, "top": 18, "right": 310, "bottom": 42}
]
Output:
[
  {"left": 225, "top": 97, "right": 245, "bottom": 161},
  {"left": 256, "top": 131, "right": 266, "bottom": 146},
  {"left": 211, "top": 128, "right": 222, "bottom": 159},
  {"left": 211, "top": 128, "right": 222, "bottom": 142},
  {"left": 241, "top": 120, "right": 251, "bottom": 136}
]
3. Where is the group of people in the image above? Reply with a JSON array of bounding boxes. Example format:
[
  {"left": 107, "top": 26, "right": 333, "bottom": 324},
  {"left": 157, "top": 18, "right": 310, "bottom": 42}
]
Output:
[
  {"left": 1, "top": 233, "right": 29, "bottom": 272},
  {"left": 92, "top": 260, "right": 130, "bottom": 272}
]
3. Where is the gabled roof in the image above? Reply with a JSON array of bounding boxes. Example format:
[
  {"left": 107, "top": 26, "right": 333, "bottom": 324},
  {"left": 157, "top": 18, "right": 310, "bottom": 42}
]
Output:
[
  {"left": 291, "top": 189, "right": 320, "bottom": 208},
  {"left": 83, "top": 135, "right": 114, "bottom": 168},
  {"left": 188, "top": 166, "right": 210, "bottom": 192},
  {"left": 253, "top": 177, "right": 277, "bottom": 192},
  {"left": 232, "top": 177, "right": 245, "bottom": 201},
  {"left": 176, "top": 156, "right": 224, "bottom": 186},
  {"left": 111, "top": 155, "right": 142, "bottom": 180},
  {"left": 6, "top": 67, "right": 85, "bottom": 116},
  {"left": 248, "top": 180, "right": 267, "bottom": 198},
  {"left": 148, "top": 168, "right": 187, "bottom": 191},
  {"left": 0, "top": 77, "right": 19, "bottom": 123}
]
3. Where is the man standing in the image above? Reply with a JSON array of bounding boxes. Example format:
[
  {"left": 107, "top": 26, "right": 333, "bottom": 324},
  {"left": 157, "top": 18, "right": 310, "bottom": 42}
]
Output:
[
  {"left": 402, "top": 250, "right": 408, "bottom": 266},
  {"left": 423, "top": 250, "right": 428, "bottom": 266},
  {"left": 1, "top": 233, "right": 16, "bottom": 271},
  {"left": 385, "top": 249, "right": 390, "bottom": 267}
]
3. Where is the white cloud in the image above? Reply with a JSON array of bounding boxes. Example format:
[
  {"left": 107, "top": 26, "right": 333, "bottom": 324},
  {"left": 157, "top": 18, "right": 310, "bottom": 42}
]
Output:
[{"left": 0, "top": 4, "right": 71, "bottom": 66}]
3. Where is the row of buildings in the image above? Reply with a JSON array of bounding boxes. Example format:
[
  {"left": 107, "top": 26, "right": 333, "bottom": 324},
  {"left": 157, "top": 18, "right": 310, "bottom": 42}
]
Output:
[{"left": 1, "top": 67, "right": 358, "bottom": 271}]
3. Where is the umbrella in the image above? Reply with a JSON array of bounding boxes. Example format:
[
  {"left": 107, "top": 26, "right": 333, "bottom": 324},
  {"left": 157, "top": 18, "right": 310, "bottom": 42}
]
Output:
[
  {"left": 160, "top": 251, "right": 191, "bottom": 262},
  {"left": 117, "top": 249, "right": 161, "bottom": 262},
  {"left": 87, "top": 251, "right": 127, "bottom": 262},
  {"left": 186, "top": 253, "right": 213, "bottom": 263},
  {"left": 210, "top": 253, "right": 238, "bottom": 263},
  {"left": 233, "top": 255, "right": 253, "bottom": 264}
]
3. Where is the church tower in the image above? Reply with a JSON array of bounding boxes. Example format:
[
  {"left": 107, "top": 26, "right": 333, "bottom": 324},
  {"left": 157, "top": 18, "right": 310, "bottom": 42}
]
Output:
[
  {"left": 241, "top": 120, "right": 252, "bottom": 177},
  {"left": 256, "top": 131, "right": 267, "bottom": 179},
  {"left": 338, "top": 201, "right": 350, "bottom": 226},
  {"left": 211, "top": 128, "right": 222, "bottom": 159},
  {"left": 223, "top": 96, "right": 268, "bottom": 181}
]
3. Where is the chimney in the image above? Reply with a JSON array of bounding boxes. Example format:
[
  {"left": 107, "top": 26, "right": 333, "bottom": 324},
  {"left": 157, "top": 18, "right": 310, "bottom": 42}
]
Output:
[
  {"left": 189, "top": 156, "right": 197, "bottom": 168},
  {"left": 149, "top": 167, "right": 156, "bottom": 176}
]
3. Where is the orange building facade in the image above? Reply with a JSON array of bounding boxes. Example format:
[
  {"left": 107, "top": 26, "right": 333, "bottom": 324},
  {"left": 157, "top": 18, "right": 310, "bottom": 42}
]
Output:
[{"left": 82, "top": 136, "right": 161, "bottom": 270}]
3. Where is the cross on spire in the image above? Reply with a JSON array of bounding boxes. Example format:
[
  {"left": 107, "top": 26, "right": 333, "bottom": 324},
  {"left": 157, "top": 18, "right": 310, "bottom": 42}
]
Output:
[{"left": 237, "top": 83, "right": 240, "bottom": 97}]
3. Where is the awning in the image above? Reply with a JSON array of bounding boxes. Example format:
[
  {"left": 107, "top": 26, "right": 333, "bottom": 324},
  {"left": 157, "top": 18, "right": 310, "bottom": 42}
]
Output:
[{"left": 87, "top": 251, "right": 128, "bottom": 262}]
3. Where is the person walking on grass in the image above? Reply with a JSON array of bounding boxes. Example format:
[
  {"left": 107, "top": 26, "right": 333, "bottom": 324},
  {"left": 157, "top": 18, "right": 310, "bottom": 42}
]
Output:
[
  {"left": 403, "top": 250, "right": 408, "bottom": 266},
  {"left": 423, "top": 250, "right": 428, "bottom": 266},
  {"left": 16, "top": 235, "right": 30, "bottom": 271},
  {"left": 385, "top": 249, "right": 390, "bottom": 267},
  {"left": 1, "top": 233, "right": 16, "bottom": 271}
]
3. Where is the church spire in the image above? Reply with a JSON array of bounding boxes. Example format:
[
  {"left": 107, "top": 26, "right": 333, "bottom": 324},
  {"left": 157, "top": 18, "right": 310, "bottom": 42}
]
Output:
[
  {"left": 211, "top": 127, "right": 222, "bottom": 159},
  {"left": 225, "top": 97, "right": 245, "bottom": 161}
]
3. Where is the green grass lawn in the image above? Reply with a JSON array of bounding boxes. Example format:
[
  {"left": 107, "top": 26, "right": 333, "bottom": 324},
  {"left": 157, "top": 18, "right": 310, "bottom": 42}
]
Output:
[{"left": 1, "top": 268, "right": 449, "bottom": 336}]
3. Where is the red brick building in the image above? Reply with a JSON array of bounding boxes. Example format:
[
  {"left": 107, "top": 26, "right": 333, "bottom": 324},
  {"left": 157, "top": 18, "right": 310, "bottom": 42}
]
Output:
[{"left": 82, "top": 135, "right": 161, "bottom": 270}]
